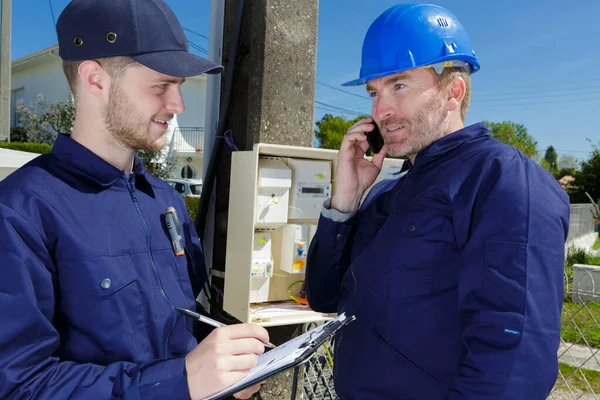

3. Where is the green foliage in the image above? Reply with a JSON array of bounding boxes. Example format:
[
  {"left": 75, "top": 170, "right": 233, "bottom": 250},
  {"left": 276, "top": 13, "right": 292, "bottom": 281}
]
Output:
[
  {"left": 0, "top": 142, "right": 52, "bottom": 154},
  {"left": 136, "top": 149, "right": 177, "bottom": 179},
  {"left": 16, "top": 95, "right": 75, "bottom": 145},
  {"left": 482, "top": 121, "right": 538, "bottom": 158},
  {"left": 568, "top": 141, "right": 600, "bottom": 203},
  {"left": 314, "top": 113, "right": 368, "bottom": 150},
  {"left": 544, "top": 146, "right": 559, "bottom": 174},
  {"left": 566, "top": 246, "right": 590, "bottom": 267},
  {"left": 593, "top": 237, "right": 600, "bottom": 251},
  {"left": 183, "top": 196, "right": 199, "bottom": 222}
]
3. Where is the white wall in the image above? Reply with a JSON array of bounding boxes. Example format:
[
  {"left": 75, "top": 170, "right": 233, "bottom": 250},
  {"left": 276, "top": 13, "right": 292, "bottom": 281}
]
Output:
[
  {"left": 11, "top": 58, "right": 71, "bottom": 111},
  {"left": 178, "top": 77, "right": 207, "bottom": 128}
]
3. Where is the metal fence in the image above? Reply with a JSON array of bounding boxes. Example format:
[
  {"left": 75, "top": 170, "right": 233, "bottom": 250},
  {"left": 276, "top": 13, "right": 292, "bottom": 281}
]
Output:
[
  {"left": 294, "top": 323, "right": 338, "bottom": 400},
  {"left": 550, "top": 265, "right": 600, "bottom": 400}
]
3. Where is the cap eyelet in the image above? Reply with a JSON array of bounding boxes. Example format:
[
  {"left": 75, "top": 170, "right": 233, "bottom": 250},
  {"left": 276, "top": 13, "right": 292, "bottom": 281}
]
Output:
[
  {"left": 106, "top": 32, "right": 117, "bottom": 43},
  {"left": 74, "top": 36, "right": 83, "bottom": 47}
]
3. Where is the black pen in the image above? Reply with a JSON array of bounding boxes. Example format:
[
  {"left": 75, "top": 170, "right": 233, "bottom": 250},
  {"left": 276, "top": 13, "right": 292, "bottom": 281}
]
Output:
[{"left": 175, "top": 306, "right": 276, "bottom": 348}]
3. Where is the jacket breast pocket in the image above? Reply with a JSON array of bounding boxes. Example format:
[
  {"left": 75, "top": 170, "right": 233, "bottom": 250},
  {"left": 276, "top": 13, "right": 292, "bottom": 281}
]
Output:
[{"left": 57, "top": 254, "right": 142, "bottom": 360}]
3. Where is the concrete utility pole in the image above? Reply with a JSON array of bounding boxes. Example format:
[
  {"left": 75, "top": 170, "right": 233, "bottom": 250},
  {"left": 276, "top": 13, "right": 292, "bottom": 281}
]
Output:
[
  {"left": 0, "top": 0, "right": 11, "bottom": 142},
  {"left": 213, "top": 0, "right": 319, "bottom": 398}
]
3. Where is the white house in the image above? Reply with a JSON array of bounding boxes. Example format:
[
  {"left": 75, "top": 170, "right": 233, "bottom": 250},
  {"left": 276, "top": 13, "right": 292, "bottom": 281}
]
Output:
[{"left": 10, "top": 45, "right": 208, "bottom": 180}]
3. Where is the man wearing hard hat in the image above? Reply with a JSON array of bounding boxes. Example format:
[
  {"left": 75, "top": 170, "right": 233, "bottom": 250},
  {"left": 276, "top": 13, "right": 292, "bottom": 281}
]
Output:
[{"left": 306, "top": 4, "right": 569, "bottom": 398}]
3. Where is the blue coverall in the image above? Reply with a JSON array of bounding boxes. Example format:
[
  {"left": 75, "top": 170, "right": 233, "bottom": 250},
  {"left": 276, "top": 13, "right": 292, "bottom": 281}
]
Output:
[
  {"left": 306, "top": 123, "right": 570, "bottom": 399},
  {"left": 0, "top": 133, "right": 206, "bottom": 399}
]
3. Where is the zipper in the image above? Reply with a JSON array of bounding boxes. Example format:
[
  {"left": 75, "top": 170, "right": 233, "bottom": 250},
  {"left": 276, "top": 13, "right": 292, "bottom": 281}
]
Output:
[{"left": 125, "top": 174, "right": 177, "bottom": 358}]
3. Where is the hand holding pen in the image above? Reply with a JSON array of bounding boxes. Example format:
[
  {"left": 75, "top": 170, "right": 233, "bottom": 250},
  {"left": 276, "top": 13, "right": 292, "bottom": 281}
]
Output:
[
  {"left": 176, "top": 307, "right": 276, "bottom": 348},
  {"left": 182, "top": 308, "right": 272, "bottom": 400}
]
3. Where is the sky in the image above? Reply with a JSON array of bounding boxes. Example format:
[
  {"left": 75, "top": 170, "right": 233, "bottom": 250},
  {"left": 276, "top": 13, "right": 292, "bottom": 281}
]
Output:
[{"left": 11, "top": 0, "right": 600, "bottom": 161}]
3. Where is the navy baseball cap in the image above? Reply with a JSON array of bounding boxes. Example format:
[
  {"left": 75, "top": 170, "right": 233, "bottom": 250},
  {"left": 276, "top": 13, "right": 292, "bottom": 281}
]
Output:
[{"left": 56, "top": 0, "right": 224, "bottom": 77}]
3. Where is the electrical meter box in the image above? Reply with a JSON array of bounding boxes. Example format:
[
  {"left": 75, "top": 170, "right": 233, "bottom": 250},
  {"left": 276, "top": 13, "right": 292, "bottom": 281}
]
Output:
[
  {"left": 287, "top": 159, "right": 331, "bottom": 221},
  {"left": 223, "top": 143, "right": 406, "bottom": 326}
]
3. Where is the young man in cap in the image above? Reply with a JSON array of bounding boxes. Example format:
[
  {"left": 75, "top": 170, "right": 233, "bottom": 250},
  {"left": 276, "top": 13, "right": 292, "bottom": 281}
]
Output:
[
  {"left": 306, "top": 3, "right": 570, "bottom": 399},
  {"left": 0, "top": 0, "right": 267, "bottom": 399}
]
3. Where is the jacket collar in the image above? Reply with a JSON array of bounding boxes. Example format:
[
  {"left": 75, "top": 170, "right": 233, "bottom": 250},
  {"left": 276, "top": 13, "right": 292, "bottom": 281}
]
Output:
[
  {"left": 51, "top": 133, "right": 149, "bottom": 187},
  {"left": 410, "top": 122, "right": 490, "bottom": 168}
]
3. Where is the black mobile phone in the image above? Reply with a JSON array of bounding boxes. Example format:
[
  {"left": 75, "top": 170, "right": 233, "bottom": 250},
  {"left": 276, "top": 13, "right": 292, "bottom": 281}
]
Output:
[{"left": 366, "top": 124, "right": 384, "bottom": 154}]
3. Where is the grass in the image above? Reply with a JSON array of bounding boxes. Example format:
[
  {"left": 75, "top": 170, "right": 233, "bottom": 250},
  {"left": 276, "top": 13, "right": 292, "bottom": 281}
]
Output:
[
  {"left": 557, "top": 363, "right": 600, "bottom": 393},
  {"left": 593, "top": 237, "right": 600, "bottom": 251}
]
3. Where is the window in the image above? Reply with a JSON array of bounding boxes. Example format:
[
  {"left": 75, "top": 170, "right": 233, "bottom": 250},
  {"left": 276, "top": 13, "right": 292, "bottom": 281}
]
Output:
[{"left": 10, "top": 88, "right": 24, "bottom": 127}]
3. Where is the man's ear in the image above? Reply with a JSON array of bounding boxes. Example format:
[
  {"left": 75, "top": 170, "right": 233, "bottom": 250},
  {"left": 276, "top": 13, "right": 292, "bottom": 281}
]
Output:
[
  {"left": 446, "top": 76, "right": 466, "bottom": 113},
  {"left": 78, "top": 60, "right": 108, "bottom": 99}
]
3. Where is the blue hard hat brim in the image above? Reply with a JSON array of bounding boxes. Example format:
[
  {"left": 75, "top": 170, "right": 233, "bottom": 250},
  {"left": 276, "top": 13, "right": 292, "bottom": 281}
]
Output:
[
  {"left": 342, "top": 55, "right": 480, "bottom": 87},
  {"left": 132, "top": 51, "right": 224, "bottom": 78}
]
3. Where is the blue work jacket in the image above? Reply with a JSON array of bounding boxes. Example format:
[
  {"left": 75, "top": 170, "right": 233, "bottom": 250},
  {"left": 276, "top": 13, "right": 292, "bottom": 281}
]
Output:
[
  {"left": 306, "top": 123, "right": 570, "bottom": 399},
  {"left": 0, "top": 134, "right": 206, "bottom": 399}
]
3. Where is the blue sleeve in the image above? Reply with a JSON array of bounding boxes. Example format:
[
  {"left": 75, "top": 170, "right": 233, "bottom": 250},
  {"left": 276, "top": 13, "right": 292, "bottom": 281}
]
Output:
[
  {"left": 0, "top": 204, "right": 190, "bottom": 400},
  {"left": 446, "top": 154, "right": 569, "bottom": 398},
  {"left": 305, "top": 213, "right": 355, "bottom": 313}
]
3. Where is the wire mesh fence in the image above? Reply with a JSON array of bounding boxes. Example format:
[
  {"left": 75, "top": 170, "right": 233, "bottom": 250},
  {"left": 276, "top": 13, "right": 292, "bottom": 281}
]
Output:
[
  {"left": 294, "top": 322, "right": 338, "bottom": 400},
  {"left": 550, "top": 265, "right": 600, "bottom": 400}
]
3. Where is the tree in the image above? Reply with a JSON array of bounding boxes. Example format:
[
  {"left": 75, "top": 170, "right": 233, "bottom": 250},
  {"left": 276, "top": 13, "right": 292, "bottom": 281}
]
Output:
[
  {"left": 482, "top": 121, "right": 538, "bottom": 158},
  {"left": 568, "top": 141, "right": 600, "bottom": 203},
  {"left": 314, "top": 113, "right": 367, "bottom": 150},
  {"left": 559, "top": 154, "right": 578, "bottom": 171},
  {"left": 136, "top": 149, "right": 177, "bottom": 179},
  {"left": 16, "top": 95, "right": 76, "bottom": 144},
  {"left": 555, "top": 154, "right": 578, "bottom": 179},
  {"left": 544, "top": 146, "right": 558, "bottom": 174}
]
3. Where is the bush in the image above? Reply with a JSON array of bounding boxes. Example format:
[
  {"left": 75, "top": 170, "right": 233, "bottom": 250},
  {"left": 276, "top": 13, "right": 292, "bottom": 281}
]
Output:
[
  {"left": 0, "top": 142, "right": 52, "bottom": 154},
  {"left": 566, "top": 246, "right": 590, "bottom": 266},
  {"left": 184, "top": 196, "right": 199, "bottom": 222}
]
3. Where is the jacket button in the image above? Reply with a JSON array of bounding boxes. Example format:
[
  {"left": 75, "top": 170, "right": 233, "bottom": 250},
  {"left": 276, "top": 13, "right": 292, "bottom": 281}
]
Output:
[
  {"left": 336, "top": 233, "right": 343, "bottom": 241},
  {"left": 100, "top": 278, "right": 112, "bottom": 289},
  {"left": 407, "top": 223, "right": 416, "bottom": 233}
]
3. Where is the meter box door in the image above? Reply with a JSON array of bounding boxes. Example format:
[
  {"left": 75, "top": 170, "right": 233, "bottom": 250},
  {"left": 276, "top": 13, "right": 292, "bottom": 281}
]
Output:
[
  {"left": 256, "top": 158, "right": 291, "bottom": 226},
  {"left": 287, "top": 159, "right": 332, "bottom": 221}
]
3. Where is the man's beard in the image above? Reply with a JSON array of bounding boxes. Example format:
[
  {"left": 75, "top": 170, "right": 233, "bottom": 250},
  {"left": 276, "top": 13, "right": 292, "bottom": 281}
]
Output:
[
  {"left": 383, "top": 93, "right": 449, "bottom": 158},
  {"left": 103, "top": 83, "right": 168, "bottom": 152}
]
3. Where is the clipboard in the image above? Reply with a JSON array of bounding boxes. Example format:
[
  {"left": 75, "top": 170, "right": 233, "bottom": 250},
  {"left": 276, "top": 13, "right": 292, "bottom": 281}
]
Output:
[{"left": 204, "top": 313, "right": 355, "bottom": 400}]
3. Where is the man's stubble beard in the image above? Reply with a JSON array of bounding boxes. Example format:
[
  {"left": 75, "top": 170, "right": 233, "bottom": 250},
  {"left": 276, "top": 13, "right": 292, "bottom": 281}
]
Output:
[
  {"left": 384, "top": 93, "right": 450, "bottom": 159},
  {"left": 103, "top": 82, "right": 165, "bottom": 152}
]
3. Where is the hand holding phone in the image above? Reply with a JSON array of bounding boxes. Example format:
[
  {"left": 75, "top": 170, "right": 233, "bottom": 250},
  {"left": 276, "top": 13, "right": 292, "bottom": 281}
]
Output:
[{"left": 365, "top": 123, "right": 384, "bottom": 154}]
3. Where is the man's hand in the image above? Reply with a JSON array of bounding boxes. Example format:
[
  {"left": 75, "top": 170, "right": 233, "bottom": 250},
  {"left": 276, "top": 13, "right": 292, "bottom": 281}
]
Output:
[
  {"left": 185, "top": 323, "right": 270, "bottom": 400},
  {"left": 331, "top": 117, "right": 386, "bottom": 213}
]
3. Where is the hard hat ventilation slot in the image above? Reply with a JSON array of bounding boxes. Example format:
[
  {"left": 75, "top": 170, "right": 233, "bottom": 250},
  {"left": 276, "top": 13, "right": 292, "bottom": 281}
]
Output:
[{"left": 437, "top": 17, "right": 449, "bottom": 27}]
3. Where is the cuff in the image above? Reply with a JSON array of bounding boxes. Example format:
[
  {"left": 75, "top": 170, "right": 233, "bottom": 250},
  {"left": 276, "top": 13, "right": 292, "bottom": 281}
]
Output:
[{"left": 321, "top": 198, "right": 357, "bottom": 223}]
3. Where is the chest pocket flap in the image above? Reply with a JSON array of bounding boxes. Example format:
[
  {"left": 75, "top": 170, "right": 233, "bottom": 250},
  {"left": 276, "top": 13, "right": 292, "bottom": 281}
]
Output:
[{"left": 59, "top": 254, "right": 139, "bottom": 296}]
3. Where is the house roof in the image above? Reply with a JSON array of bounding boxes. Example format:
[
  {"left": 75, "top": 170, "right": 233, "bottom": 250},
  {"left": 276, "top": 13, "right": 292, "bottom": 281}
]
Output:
[{"left": 12, "top": 45, "right": 60, "bottom": 73}]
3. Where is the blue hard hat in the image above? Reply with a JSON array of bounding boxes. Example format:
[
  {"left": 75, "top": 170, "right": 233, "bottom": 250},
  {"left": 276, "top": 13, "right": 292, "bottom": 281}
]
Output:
[{"left": 343, "top": 3, "right": 480, "bottom": 86}]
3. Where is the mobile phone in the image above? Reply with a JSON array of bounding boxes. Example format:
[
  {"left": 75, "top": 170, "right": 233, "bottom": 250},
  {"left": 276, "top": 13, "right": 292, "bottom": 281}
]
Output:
[{"left": 366, "top": 123, "right": 384, "bottom": 154}]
